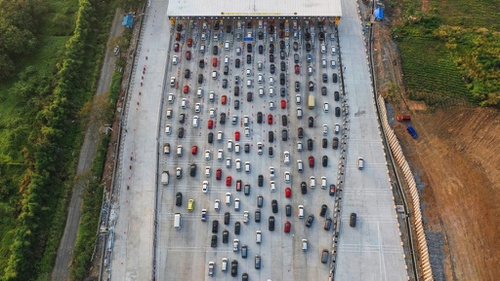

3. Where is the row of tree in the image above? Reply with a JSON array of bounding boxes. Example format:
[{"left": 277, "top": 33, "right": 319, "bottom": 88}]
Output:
[
  {"left": 2, "top": 0, "right": 94, "bottom": 279},
  {"left": 0, "top": 0, "right": 45, "bottom": 80}
]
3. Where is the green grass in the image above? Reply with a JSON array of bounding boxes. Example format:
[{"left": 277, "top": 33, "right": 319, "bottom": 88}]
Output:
[{"left": 431, "top": 0, "right": 500, "bottom": 30}]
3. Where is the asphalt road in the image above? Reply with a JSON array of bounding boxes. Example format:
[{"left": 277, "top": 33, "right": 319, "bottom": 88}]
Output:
[{"left": 51, "top": 8, "right": 124, "bottom": 281}]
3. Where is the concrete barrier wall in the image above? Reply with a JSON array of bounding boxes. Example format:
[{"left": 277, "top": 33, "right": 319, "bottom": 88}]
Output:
[{"left": 376, "top": 95, "right": 434, "bottom": 280}]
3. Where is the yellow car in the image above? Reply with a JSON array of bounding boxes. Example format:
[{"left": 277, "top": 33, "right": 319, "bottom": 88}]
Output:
[{"left": 188, "top": 198, "right": 195, "bottom": 212}]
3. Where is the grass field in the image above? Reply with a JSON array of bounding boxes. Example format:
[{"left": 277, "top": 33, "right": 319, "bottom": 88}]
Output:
[{"left": 394, "top": 0, "right": 500, "bottom": 107}]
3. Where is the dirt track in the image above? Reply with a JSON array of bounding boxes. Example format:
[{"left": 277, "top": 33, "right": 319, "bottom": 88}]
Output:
[{"left": 371, "top": 13, "right": 500, "bottom": 281}]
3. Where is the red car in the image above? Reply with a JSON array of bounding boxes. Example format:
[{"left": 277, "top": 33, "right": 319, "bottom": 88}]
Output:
[
  {"left": 216, "top": 168, "right": 222, "bottom": 180},
  {"left": 221, "top": 95, "right": 227, "bottom": 105},
  {"left": 191, "top": 145, "right": 198, "bottom": 155},
  {"left": 308, "top": 156, "right": 315, "bottom": 168},
  {"left": 267, "top": 114, "right": 273, "bottom": 125},
  {"left": 187, "top": 38, "right": 193, "bottom": 47},
  {"left": 208, "top": 119, "right": 214, "bottom": 129},
  {"left": 236, "top": 180, "right": 242, "bottom": 191},
  {"left": 175, "top": 33, "right": 181, "bottom": 41},
  {"left": 284, "top": 221, "right": 291, "bottom": 233},
  {"left": 174, "top": 43, "right": 180, "bottom": 52},
  {"left": 285, "top": 187, "right": 292, "bottom": 198},
  {"left": 186, "top": 50, "right": 191, "bottom": 60},
  {"left": 281, "top": 100, "right": 286, "bottom": 109},
  {"left": 183, "top": 85, "right": 189, "bottom": 94},
  {"left": 295, "top": 64, "right": 300, "bottom": 74},
  {"left": 212, "top": 57, "right": 218, "bottom": 67},
  {"left": 226, "top": 176, "right": 232, "bottom": 186},
  {"left": 235, "top": 131, "right": 240, "bottom": 141}
]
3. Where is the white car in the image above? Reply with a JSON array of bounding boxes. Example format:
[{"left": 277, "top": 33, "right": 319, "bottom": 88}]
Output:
[
  {"left": 217, "top": 149, "right": 223, "bottom": 161},
  {"left": 257, "top": 142, "right": 263, "bottom": 155},
  {"left": 269, "top": 100, "right": 275, "bottom": 110},
  {"left": 297, "top": 141, "right": 303, "bottom": 152},
  {"left": 283, "top": 151, "right": 290, "bottom": 165},
  {"left": 334, "top": 123, "right": 340, "bottom": 134},
  {"left": 209, "top": 108, "right": 216, "bottom": 118},
  {"left": 168, "top": 93, "right": 175, "bottom": 103},
  {"left": 297, "top": 107, "right": 303, "bottom": 119},
  {"left": 244, "top": 161, "right": 250, "bottom": 173},
  {"left": 172, "top": 55, "right": 179, "bottom": 65},
  {"left": 226, "top": 157, "right": 232, "bottom": 168},
  {"left": 235, "top": 159, "right": 242, "bottom": 171},
  {"left": 309, "top": 176, "right": 316, "bottom": 189},
  {"left": 212, "top": 71, "right": 218, "bottom": 79},
  {"left": 214, "top": 199, "right": 220, "bottom": 211},
  {"left": 195, "top": 103, "right": 201, "bottom": 113},
  {"left": 192, "top": 116, "right": 199, "bottom": 128},
  {"left": 322, "top": 124, "right": 328, "bottom": 136},
  {"left": 284, "top": 171, "right": 291, "bottom": 183},
  {"left": 244, "top": 127, "right": 250, "bottom": 137},
  {"left": 205, "top": 150, "right": 211, "bottom": 160},
  {"left": 165, "top": 124, "right": 171, "bottom": 134},
  {"left": 296, "top": 94, "right": 301, "bottom": 104},
  {"left": 243, "top": 115, "right": 250, "bottom": 126},
  {"left": 233, "top": 239, "right": 240, "bottom": 252},
  {"left": 269, "top": 167, "right": 275, "bottom": 179},
  {"left": 235, "top": 143, "right": 240, "bottom": 154},
  {"left": 217, "top": 131, "right": 223, "bottom": 142},
  {"left": 270, "top": 181, "right": 276, "bottom": 193},
  {"left": 209, "top": 91, "right": 215, "bottom": 102},
  {"left": 243, "top": 211, "right": 249, "bottom": 223},
  {"left": 202, "top": 181, "right": 209, "bottom": 193},
  {"left": 205, "top": 166, "right": 211, "bottom": 177},
  {"left": 321, "top": 176, "right": 327, "bottom": 189},
  {"left": 246, "top": 69, "right": 252, "bottom": 76}
]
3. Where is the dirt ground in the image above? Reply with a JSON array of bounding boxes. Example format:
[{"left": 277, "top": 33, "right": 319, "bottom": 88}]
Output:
[{"left": 371, "top": 8, "right": 499, "bottom": 281}]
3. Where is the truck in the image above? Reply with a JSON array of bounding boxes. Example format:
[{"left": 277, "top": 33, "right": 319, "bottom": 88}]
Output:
[
  {"left": 308, "top": 94, "right": 315, "bottom": 110},
  {"left": 161, "top": 171, "right": 170, "bottom": 185},
  {"left": 407, "top": 125, "right": 418, "bottom": 139},
  {"left": 397, "top": 115, "right": 411, "bottom": 121}
]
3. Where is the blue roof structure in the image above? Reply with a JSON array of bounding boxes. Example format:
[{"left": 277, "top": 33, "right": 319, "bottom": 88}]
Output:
[
  {"left": 374, "top": 7, "right": 384, "bottom": 20},
  {"left": 122, "top": 14, "right": 134, "bottom": 28}
]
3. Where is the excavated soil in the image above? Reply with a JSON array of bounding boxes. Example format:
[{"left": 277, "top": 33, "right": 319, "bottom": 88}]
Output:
[{"left": 372, "top": 14, "right": 500, "bottom": 281}]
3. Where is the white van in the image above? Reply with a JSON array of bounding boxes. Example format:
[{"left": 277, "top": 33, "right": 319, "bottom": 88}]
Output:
[
  {"left": 174, "top": 213, "right": 181, "bottom": 229},
  {"left": 298, "top": 205, "right": 304, "bottom": 219},
  {"left": 256, "top": 231, "right": 262, "bottom": 244},
  {"left": 357, "top": 157, "right": 364, "bottom": 170},
  {"left": 309, "top": 176, "right": 316, "bottom": 189},
  {"left": 221, "top": 258, "right": 228, "bottom": 271},
  {"left": 302, "top": 239, "right": 308, "bottom": 251}
]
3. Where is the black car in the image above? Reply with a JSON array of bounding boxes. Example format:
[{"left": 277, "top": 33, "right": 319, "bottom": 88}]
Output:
[
  {"left": 223, "top": 230, "right": 229, "bottom": 243},
  {"left": 329, "top": 184, "right": 336, "bottom": 196},
  {"left": 184, "top": 69, "right": 191, "bottom": 78},
  {"left": 224, "top": 212, "right": 230, "bottom": 225},
  {"left": 350, "top": 213, "right": 357, "bottom": 227},
  {"left": 246, "top": 54, "right": 252, "bottom": 64},
  {"left": 258, "top": 175, "right": 264, "bottom": 187},
  {"left": 334, "top": 91, "right": 340, "bottom": 101},
  {"left": 268, "top": 131, "right": 274, "bottom": 143},
  {"left": 280, "top": 51, "right": 286, "bottom": 60},
  {"left": 258, "top": 45, "right": 264, "bottom": 54},
  {"left": 282, "top": 129, "right": 288, "bottom": 141},
  {"left": 305, "top": 42, "right": 311, "bottom": 52},
  {"left": 231, "top": 260, "right": 238, "bottom": 277},
  {"left": 247, "top": 92, "right": 253, "bottom": 102},
  {"left": 242, "top": 273, "right": 249, "bottom": 281},
  {"left": 308, "top": 116, "right": 314, "bottom": 128},
  {"left": 305, "top": 214, "right": 315, "bottom": 227},
  {"left": 268, "top": 146, "right": 274, "bottom": 157},
  {"left": 212, "top": 220, "right": 219, "bottom": 233},
  {"left": 258, "top": 31, "right": 263, "bottom": 39},
  {"left": 321, "top": 86, "right": 327, "bottom": 96},
  {"left": 244, "top": 143, "right": 250, "bottom": 153},
  {"left": 179, "top": 113, "right": 186, "bottom": 124},
  {"left": 208, "top": 132, "right": 214, "bottom": 143},
  {"left": 332, "top": 137, "right": 339, "bottom": 149},
  {"left": 322, "top": 138, "right": 328, "bottom": 148},
  {"left": 235, "top": 221, "right": 241, "bottom": 235},
  {"left": 269, "top": 54, "right": 275, "bottom": 63},
  {"left": 255, "top": 209, "right": 261, "bottom": 222},
  {"left": 199, "top": 59, "right": 205, "bottom": 68},
  {"left": 213, "top": 45, "right": 219, "bottom": 55},
  {"left": 198, "top": 74, "right": 204, "bottom": 84},
  {"left": 257, "top": 111, "right": 263, "bottom": 123},
  {"left": 301, "top": 182, "right": 307, "bottom": 194},
  {"left": 285, "top": 204, "right": 292, "bottom": 217},
  {"left": 190, "top": 163, "right": 197, "bottom": 177},
  {"left": 295, "top": 81, "right": 300, "bottom": 92},
  {"left": 282, "top": 115, "right": 288, "bottom": 126},
  {"left": 234, "top": 86, "right": 240, "bottom": 96},
  {"left": 268, "top": 216, "right": 275, "bottom": 231},
  {"left": 247, "top": 43, "right": 253, "bottom": 53},
  {"left": 244, "top": 184, "right": 250, "bottom": 196},
  {"left": 175, "top": 192, "right": 182, "bottom": 206},
  {"left": 235, "top": 58, "right": 241, "bottom": 68},
  {"left": 280, "top": 73, "right": 285, "bottom": 85},
  {"left": 332, "top": 73, "right": 338, "bottom": 83},
  {"left": 307, "top": 138, "right": 313, "bottom": 150},
  {"left": 280, "top": 87, "right": 286, "bottom": 97},
  {"left": 280, "top": 40, "right": 285, "bottom": 50},
  {"left": 272, "top": 200, "right": 278, "bottom": 214},
  {"left": 281, "top": 61, "right": 286, "bottom": 71},
  {"left": 178, "top": 127, "right": 184, "bottom": 138},
  {"left": 220, "top": 113, "right": 226, "bottom": 124},
  {"left": 211, "top": 234, "right": 218, "bottom": 247},
  {"left": 322, "top": 155, "right": 328, "bottom": 167},
  {"left": 234, "top": 100, "right": 240, "bottom": 110},
  {"left": 293, "top": 42, "right": 299, "bottom": 51},
  {"left": 257, "top": 196, "right": 264, "bottom": 208},
  {"left": 308, "top": 81, "right": 314, "bottom": 91},
  {"left": 320, "top": 204, "right": 328, "bottom": 217},
  {"left": 224, "top": 65, "right": 229, "bottom": 75},
  {"left": 269, "top": 43, "right": 275, "bottom": 53},
  {"left": 335, "top": 107, "right": 341, "bottom": 117},
  {"left": 270, "top": 64, "right": 276, "bottom": 74}
]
